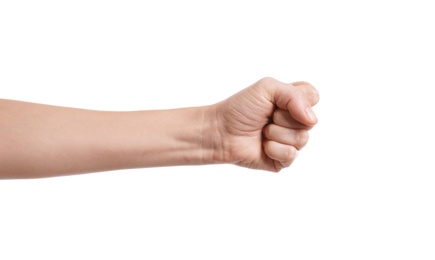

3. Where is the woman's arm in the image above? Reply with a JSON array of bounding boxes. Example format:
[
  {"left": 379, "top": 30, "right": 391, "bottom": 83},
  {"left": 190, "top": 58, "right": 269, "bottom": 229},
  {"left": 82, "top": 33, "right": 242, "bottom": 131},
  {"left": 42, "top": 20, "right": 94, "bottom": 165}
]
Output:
[
  {"left": 0, "top": 99, "right": 216, "bottom": 178},
  {"left": 0, "top": 77, "right": 319, "bottom": 179}
]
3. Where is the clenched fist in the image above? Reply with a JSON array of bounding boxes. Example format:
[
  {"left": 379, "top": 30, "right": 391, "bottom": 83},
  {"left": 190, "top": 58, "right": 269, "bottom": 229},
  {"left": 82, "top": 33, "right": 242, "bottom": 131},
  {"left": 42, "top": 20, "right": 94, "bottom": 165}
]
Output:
[{"left": 206, "top": 77, "right": 319, "bottom": 172}]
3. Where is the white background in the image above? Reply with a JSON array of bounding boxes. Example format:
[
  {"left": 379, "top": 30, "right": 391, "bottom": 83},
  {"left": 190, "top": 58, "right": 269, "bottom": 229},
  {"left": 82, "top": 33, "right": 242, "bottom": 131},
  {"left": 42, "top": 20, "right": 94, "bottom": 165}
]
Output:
[{"left": 1, "top": 0, "right": 434, "bottom": 259}]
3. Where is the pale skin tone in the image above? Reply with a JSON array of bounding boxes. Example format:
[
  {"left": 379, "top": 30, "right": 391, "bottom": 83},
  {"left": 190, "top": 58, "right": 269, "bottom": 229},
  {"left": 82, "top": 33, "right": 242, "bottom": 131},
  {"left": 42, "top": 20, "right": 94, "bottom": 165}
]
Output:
[{"left": 0, "top": 77, "right": 319, "bottom": 179}]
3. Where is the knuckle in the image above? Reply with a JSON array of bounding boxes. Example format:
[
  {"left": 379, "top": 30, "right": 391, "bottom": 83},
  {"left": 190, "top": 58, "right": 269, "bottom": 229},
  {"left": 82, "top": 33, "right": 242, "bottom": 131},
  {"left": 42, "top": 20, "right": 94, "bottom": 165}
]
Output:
[
  {"left": 284, "top": 145, "right": 297, "bottom": 159},
  {"left": 274, "top": 160, "right": 290, "bottom": 172},
  {"left": 310, "top": 87, "right": 320, "bottom": 104},
  {"left": 281, "top": 160, "right": 292, "bottom": 168},
  {"left": 258, "top": 77, "right": 276, "bottom": 86},
  {"left": 304, "top": 85, "right": 320, "bottom": 105},
  {"left": 292, "top": 81, "right": 312, "bottom": 87},
  {"left": 260, "top": 76, "right": 275, "bottom": 82},
  {"left": 292, "top": 81, "right": 320, "bottom": 105},
  {"left": 297, "top": 130, "right": 309, "bottom": 146}
]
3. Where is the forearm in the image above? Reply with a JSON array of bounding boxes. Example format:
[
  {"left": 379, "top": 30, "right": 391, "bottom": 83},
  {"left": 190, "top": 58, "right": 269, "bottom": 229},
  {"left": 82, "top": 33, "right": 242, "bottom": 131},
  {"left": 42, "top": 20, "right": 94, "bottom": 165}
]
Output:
[{"left": 0, "top": 99, "right": 216, "bottom": 179}]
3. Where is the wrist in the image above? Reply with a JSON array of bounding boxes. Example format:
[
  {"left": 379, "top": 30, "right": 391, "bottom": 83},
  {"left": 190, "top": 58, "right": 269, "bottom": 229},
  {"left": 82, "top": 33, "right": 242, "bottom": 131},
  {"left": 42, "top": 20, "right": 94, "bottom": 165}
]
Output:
[{"left": 201, "top": 104, "right": 227, "bottom": 165}]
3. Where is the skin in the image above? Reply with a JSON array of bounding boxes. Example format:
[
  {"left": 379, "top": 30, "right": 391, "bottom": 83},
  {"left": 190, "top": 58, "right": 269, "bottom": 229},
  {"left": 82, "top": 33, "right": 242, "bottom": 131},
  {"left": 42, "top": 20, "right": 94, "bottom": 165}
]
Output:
[{"left": 0, "top": 77, "right": 319, "bottom": 179}]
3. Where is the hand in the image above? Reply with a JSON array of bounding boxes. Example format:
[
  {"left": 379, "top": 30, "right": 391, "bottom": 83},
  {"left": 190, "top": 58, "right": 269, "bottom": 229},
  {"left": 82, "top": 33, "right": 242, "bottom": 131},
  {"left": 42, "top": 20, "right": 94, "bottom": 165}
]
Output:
[
  {"left": 1, "top": 78, "right": 318, "bottom": 178},
  {"left": 208, "top": 77, "right": 319, "bottom": 172}
]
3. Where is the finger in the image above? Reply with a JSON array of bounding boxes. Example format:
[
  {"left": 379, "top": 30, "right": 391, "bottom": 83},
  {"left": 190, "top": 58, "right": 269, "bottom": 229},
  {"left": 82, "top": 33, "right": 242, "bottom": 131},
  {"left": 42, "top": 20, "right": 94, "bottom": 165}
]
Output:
[
  {"left": 277, "top": 87, "right": 317, "bottom": 126},
  {"left": 263, "top": 140, "right": 298, "bottom": 170},
  {"left": 259, "top": 77, "right": 317, "bottom": 126},
  {"left": 263, "top": 124, "right": 309, "bottom": 150},
  {"left": 291, "top": 81, "right": 320, "bottom": 107},
  {"left": 273, "top": 108, "right": 314, "bottom": 130}
]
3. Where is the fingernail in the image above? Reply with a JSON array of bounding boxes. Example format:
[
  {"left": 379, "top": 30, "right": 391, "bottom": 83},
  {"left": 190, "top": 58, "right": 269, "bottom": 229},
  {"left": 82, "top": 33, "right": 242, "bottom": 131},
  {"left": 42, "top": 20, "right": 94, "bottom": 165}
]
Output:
[{"left": 305, "top": 107, "right": 317, "bottom": 123}]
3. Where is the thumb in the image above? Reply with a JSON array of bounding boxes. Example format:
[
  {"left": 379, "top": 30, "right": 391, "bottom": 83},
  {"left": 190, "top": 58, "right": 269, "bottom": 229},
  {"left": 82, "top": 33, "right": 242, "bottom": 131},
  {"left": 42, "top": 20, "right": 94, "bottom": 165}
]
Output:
[{"left": 261, "top": 77, "right": 318, "bottom": 126}]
